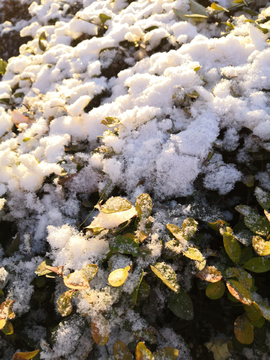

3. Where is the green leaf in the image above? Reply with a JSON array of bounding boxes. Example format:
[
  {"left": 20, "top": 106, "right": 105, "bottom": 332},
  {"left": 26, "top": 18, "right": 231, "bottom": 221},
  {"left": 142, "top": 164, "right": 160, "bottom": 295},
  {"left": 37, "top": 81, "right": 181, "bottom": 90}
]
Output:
[
  {"left": 23, "top": 137, "right": 32, "bottom": 142},
  {"left": 252, "top": 235, "right": 270, "bottom": 256},
  {"left": 226, "top": 280, "right": 253, "bottom": 305},
  {"left": 135, "top": 342, "right": 153, "bottom": 360},
  {"left": 150, "top": 263, "right": 180, "bottom": 293},
  {"left": 234, "top": 314, "right": 254, "bottom": 345},
  {"left": 251, "top": 316, "right": 265, "bottom": 328},
  {"left": 208, "top": 219, "right": 229, "bottom": 232},
  {"left": 1, "top": 320, "right": 13, "bottom": 335},
  {"left": 223, "top": 232, "right": 241, "bottom": 263},
  {"left": 194, "top": 66, "right": 201, "bottom": 72},
  {"left": 110, "top": 235, "right": 140, "bottom": 257},
  {"left": 7, "top": 233, "right": 20, "bottom": 255},
  {"left": 186, "top": 90, "right": 199, "bottom": 99},
  {"left": 14, "top": 92, "right": 24, "bottom": 98},
  {"left": 239, "top": 247, "right": 253, "bottom": 265},
  {"left": 0, "top": 58, "right": 7, "bottom": 75},
  {"left": 135, "top": 193, "right": 152, "bottom": 220},
  {"left": 113, "top": 341, "right": 133, "bottom": 360},
  {"left": 205, "top": 281, "right": 225, "bottom": 300},
  {"left": 38, "top": 31, "right": 47, "bottom": 52},
  {"left": 101, "top": 116, "right": 120, "bottom": 127},
  {"left": 137, "top": 279, "right": 150, "bottom": 301},
  {"left": 235, "top": 205, "right": 270, "bottom": 236},
  {"left": 101, "top": 197, "right": 133, "bottom": 214},
  {"left": 255, "top": 187, "right": 270, "bottom": 210},
  {"left": 81, "top": 264, "right": 98, "bottom": 282},
  {"left": 189, "top": 0, "right": 208, "bottom": 15},
  {"left": 91, "top": 315, "right": 110, "bottom": 346},
  {"left": 244, "top": 302, "right": 262, "bottom": 322},
  {"left": 57, "top": 290, "right": 73, "bottom": 317},
  {"left": 144, "top": 26, "right": 159, "bottom": 32},
  {"left": 243, "top": 257, "right": 270, "bottom": 273},
  {"left": 233, "top": 223, "right": 253, "bottom": 246},
  {"left": 108, "top": 266, "right": 130, "bottom": 287},
  {"left": 131, "top": 270, "right": 144, "bottom": 306},
  {"left": 153, "top": 347, "right": 179, "bottom": 360},
  {"left": 99, "top": 13, "right": 112, "bottom": 24},
  {"left": 168, "top": 290, "right": 194, "bottom": 320}
]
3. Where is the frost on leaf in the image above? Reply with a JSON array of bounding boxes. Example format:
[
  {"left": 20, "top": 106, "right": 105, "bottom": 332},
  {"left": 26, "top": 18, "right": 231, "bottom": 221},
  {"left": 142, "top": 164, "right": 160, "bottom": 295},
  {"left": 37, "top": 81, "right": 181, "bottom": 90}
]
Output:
[
  {"left": 135, "top": 193, "right": 152, "bottom": 220},
  {"left": 196, "top": 266, "right": 222, "bottom": 283},
  {"left": 63, "top": 271, "right": 89, "bottom": 290},
  {"left": 153, "top": 347, "right": 179, "bottom": 360},
  {"left": 110, "top": 235, "right": 140, "bottom": 257},
  {"left": 57, "top": 290, "right": 73, "bottom": 317},
  {"left": 183, "top": 247, "right": 204, "bottom": 262},
  {"left": 243, "top": 257, "right": 270, "bottom": 273},
  {"left": 108, "top": 266, "right": 130, "bottom": 287},
  {"left": 235, "top": 205, "right": 270, "bottom": 237},
  {"left": 81, "top": 264, "right": 98, "bottom": 282},
  {"left": 101, "top": 197, "right": 132, "bottom": 214},
  {"left": 226, "top": 280, "right": 252, "bottom": 305},
  {"left": 150, "top": 263, "right": 180, "bottom": 293},
  {"left": 91, "top": 315, "right": 110, "bottom": 346},
  {"left": 113, "top": 340, "right": 132, "bottom": 360},
  {"left": 252, "top": 236, "right": 270, "bottom": 256},
  {"left": 255, "top": 187, "right": 270, "bottom": 210},
  {"left": 101, "top": 116, "right": 120, "bottom": 127}
]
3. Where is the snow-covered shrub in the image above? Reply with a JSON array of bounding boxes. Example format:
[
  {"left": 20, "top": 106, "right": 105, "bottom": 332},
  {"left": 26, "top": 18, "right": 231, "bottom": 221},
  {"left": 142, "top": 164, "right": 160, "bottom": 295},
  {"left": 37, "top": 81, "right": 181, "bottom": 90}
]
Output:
[{"left": 1, "top": 0, "right": 270, "bottom": 358}]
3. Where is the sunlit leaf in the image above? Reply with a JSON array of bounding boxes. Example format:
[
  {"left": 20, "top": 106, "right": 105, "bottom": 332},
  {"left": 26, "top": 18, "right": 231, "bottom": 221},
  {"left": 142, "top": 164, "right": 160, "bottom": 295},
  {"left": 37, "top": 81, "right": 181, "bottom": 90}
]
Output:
[
  {"left": 101, "top": 117, "right": 120, "bottom": 127},
  {"left": 208, "top": 219, "right": 229, "bottom": 232},
  {"left": 194, "top": 66, "right": 201, "bottom": 72},
  {"left": 101, "top": 197, "right": 132, "bottom": 214},
  {"left": 205, "top": 281, "right": 225, "bottom": 300},
  {"left": 57, "top": 290, "right": 73, "bottom": 317},
  {"left": 226, "top": 280, "right": 252, "bottom": 305},
  {"left": 99, "top": 13, "right": 112, "bottom": 24},
  {"left": 110, "top": 235, "right": 140, "bottom": 257},
  {"left": 63, "top": 271, "right": 89, "bottom": 290},
  {"left": 168, "top": 290, "right": 194, "bottom": 320},
  {"left": 36, "top": 259, "right": 54, "bottom": 276},
  {"left": 13, "top": 350, "right": 40, "bottom": 360},
  {"left": 113, "top": 340, "right": 133, "bottom": 360},
  {"left": 183, "top": 247, "right": 204, "bottom": 262},
  {"left": 234, "top": 314, "right": 254, "bottom": 345},
  {"left": 252, "top": 236, "right": 270, "bottom": 256},
  {"left": 181, "top": 217, "right": 197, "bottom": 240},
  {"left": 243, "top": 257, "right": 270, "bottom": 273},
  {"left": 38, "top": 31, "right": 47, "bottom": 52},
  {"left": 150, "top": 263, "right": 180, "bottom": 293},
  {"left": 196, "top": 266, "right": 222, "bottom": 283},
  {"left": 135, "top": 342, "right": 154, "bottom": 360},
  {"left": 108, "top": 266, "right": 130, "bottom": 287},
  {"left": 205, "top": 339, "right": 231, "bottom": 360},
  {"left": 153, "top": 347, "right": 179, "bottom": 360},
  {"left": 0, "top": 58, "right": 7, "bottom": 75},
  {"left": 223, "top": 232, "right": 241, "bottom": 263},
  {"left": 91, "top": 315, "right": 110, "bottom": 346},
  {"left": 135, "top": 193, "right": 152, "bottom": 220},
  {"left": 244, "top": 302, "right": 262, "bottom": 322},
  {"left": 81, "top": 264, "right": 98, "bottom": 282},
  {"left": 0, "top": 318, "right": 6, "bottom": 330},
  {"left": 211, "top": 2, "right": 229, "bottom": 11},
  {"left": 0, "top": 300, "right": 15, "bottom": 321},
  {"left": 167, "top": 224, "right": 187, "bottom": 244}
]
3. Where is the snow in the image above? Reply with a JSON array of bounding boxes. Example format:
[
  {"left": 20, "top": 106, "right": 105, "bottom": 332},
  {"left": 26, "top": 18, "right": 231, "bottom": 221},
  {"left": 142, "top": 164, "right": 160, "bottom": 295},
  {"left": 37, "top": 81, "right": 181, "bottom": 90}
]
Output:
[{"left": 1, "top": 0, "right": 270, "bottom": 357}]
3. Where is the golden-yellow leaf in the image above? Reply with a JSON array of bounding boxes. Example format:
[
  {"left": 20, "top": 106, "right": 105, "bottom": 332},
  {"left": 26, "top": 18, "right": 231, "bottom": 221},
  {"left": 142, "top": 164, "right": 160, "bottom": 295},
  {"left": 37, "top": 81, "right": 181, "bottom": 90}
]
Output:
[{"left": 108, "top": 266, "right": 130, "bottom": 287}]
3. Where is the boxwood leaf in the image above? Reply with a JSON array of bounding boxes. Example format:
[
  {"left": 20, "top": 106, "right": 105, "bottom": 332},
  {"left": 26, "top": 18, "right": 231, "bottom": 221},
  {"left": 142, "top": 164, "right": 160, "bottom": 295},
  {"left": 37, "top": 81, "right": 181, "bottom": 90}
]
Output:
[
  {"left": 255, "top": 187, "right": 270, "bottom": 210},
  {"left": 150, "top": 263, "right": 180, "bottom": 293},
  {"left": 113, "top": 340, "right": 133, "bottom": 360},
  {"left": 189, "top": 0, "right": 208, "bottom": 15},
  {"left": 57, "top": 290, "right": 73, "bottom": 317},
  {"left": 137, "top": 279, "right": 150, "bottom": 301},
  {"left": 153, "top": 347, "right": 179, "bottom": 360},
  {"left": 36, "top": 259, "right": 53, "bottom": 276},
  {"left": 135, "top": 342, "right": 153, "bottom": 360},
  {"left": 181, "top": 217, "right": 197, "bottom": 240},
  {"left": 101, "top": 117, "right": 120, "bottom": 127},
  {"left": 101, "top": 197, "right": 132, "bottom": 214},
  {"left": 252, "top": 316, "right": 265, "bottom": 328},
  {"left": 63, "top": 271, "right": 89, "bottom": 290},
  {"left": 1, "top": 320, "right": 13, "bottom": 335},
  {"left": 99, "top": 13, "right": 111, "bottom": 25},
  {"left": 245, "top": 214, "right": 270, "bottom": 237},
  {"left": 81, "top": 264, "right": 98, "bottom": 282},
  {"left": 134, "top": 328, "right": 157, "bottom": 344},
  {"left": 110, "top": 235, "right": 140, "bottom": 257},
  {"left": 234, "top": 314, "right": 254, "bottom": 345},
  {"left": 167, "top": 224, "right": 186, "bottom": 243},
  {"left": 183, "top": 247, "right": 204, "bottom": 262},
  {"left": 223, "top": 232, "right": 241, "bottom": 263},
  {"left": 131, "top": 270, "right": 144, "bottom": 306},
  {"left": 13, "top": 350, "right": 40, "bottom": 360},
  {"left": 244, "top": 302, "right": 262, "bottom": 322},
  {"left": 205, "top": 281, "right": 225, "bottom": 300},
  {"left": 243, "top": 257, "right": 270, "bottom": 273},
  {"left": 91, "top": 315, "right": 110, "bottom": 346},
  {"left": 252, "top": 236, "right": 270, "bottom": 256},
  {"left": 196, "top": 266, "right": 222, "bottom": 283},
  {"left": 38, "top": 31, "right": 47, "bottom": 52},
  {"left": 168, "top": 290, "right": 194, "bottom": 320},
  {"left": 0, "top": 59, "right": 7, "bottom": 75},
  {"left": 226, "top": 280, "right": 252, "bottom": 305},
  {"left": 135, "top": 193, "right": 152, "bottom": 220},
  {"left": 108, "top": 266, "right": 130, "bottom": 287},
  {"left": 173, "top": 8, "right": 187, "bottom": 21}
]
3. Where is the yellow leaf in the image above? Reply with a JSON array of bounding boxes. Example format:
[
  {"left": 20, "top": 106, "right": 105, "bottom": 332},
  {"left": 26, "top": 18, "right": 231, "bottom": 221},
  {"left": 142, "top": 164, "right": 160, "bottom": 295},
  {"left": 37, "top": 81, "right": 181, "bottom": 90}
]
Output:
[
  {"left": 13, "top": 350, "right": 40, "bottom": 360},
  {"left": 252, "top": 236, "right": 270, "bottom": 256},
  {"left": 108, "top": 266, "right": 130, "bottom": 287},
  {"left": 196, "top": 266, "right": 222, "bottom": 283},
  {"left": 91, "top": 315, "right": 110, "bottom": 346},
  {"left": 234, "top": 314, "right": 254, "bottom": 344},
  {"left": 63, "top": 271, "right": 89, "bottom": 290}
]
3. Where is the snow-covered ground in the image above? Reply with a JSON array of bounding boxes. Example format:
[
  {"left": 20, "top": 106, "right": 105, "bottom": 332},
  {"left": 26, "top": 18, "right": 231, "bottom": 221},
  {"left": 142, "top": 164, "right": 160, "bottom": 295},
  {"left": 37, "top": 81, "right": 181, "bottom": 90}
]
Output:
[{"left": 1, "top": 0, "right": 270, "bottom": 358}]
